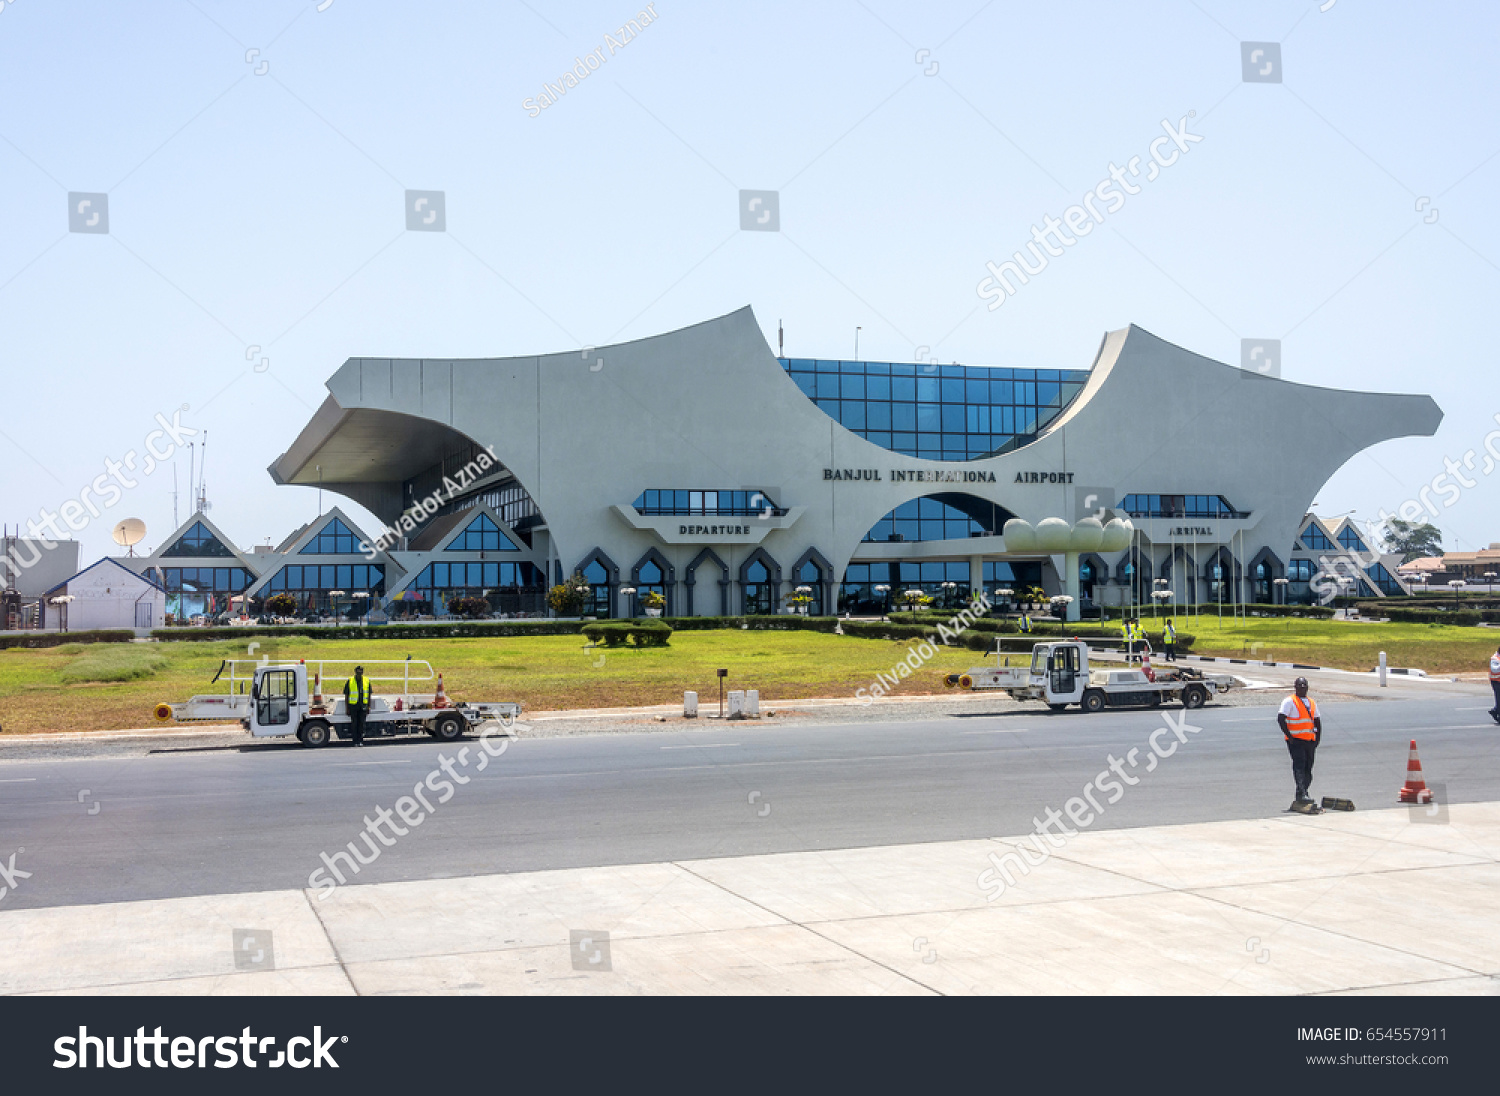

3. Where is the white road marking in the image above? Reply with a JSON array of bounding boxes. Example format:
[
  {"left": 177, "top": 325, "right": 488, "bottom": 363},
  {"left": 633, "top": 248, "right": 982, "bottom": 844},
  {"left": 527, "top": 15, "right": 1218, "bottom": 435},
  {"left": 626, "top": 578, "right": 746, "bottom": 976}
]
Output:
[
  {"left": 0, "top": 777, "right": 38, "bottom": 783},
  {"left": 1454, "top": 707, "right": 1492, "bottom": 711},
  {"left": 346, "top": 760, "right": 415, "bottom": 766},
  {"left": 660, "top": 743, "right": 741, "bottom": 750},
  {"left": 959, "top": 728, "right": 1030, "bottom": 734},
  {"left": 1222, "top": 717, "right": 1271, "bottom": 723}
]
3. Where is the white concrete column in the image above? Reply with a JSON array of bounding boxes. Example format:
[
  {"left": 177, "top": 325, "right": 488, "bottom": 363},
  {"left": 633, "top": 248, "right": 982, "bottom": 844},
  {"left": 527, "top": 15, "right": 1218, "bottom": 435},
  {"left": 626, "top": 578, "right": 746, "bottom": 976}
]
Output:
[
  {"left": 969, "top": 554, "right": 984, "bottom": 603},
  {"left": 1064, "top": 551, "right": 1081, "bottom": 621}
]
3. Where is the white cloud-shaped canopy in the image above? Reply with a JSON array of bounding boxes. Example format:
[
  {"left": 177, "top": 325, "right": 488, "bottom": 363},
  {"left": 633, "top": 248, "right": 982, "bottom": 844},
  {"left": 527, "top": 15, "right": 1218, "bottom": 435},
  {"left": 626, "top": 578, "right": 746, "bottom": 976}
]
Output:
[{"left": 1002, "top": 517, "right": 1134, "bottom": 553}]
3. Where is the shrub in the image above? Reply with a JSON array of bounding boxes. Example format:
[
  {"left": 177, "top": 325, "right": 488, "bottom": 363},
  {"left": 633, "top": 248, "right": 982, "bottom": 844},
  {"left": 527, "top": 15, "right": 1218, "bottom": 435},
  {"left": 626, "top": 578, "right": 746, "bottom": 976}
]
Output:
[
  {"left": 264, "top": 593, "right": 297, "bottom": 616},
  {"left": 0, "top": 629, "right": 133, "bottom": 650},
  {"left": 548, "top": 573, "right": 590, "bottom": 615},
  {"left": 581, "top": 620, "right": 673, "bottom": 648},
  {"left": 448, "top": 596, "right": 491, "bottom": 619}
]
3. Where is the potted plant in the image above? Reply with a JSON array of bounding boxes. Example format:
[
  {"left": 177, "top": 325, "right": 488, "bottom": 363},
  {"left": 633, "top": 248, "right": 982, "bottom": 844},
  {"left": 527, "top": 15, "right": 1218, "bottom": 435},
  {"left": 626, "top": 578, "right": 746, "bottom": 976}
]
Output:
[
  {"left": 786, "top": 585, "right": 814, "bottom": 615},
  {"left": 641, "top": 590, "right": 666, "bottom": 617},
  {"left": 901, "top": 588, "right": 934, "bottom": 612},
  {"left": 548, "top": 572, "right": 591, "bottom": 618}
]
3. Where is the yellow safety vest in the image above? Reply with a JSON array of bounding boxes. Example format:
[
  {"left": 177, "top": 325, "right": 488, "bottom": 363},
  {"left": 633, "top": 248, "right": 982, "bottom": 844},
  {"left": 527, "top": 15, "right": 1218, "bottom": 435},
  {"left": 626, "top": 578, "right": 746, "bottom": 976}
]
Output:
[
  {"left": 1164, "top": 622, "right": 1176, "bottom": 642},
  {"left": 1285, "top": 695, "right": 1317, "bottom": 740},
  {"left": 1020, "top": 614, "right": 1031, "bottom": 632},
  {"left": 346, "top": 676, "right": 370, "bottom": 706},
  {"left": 1121, "top": 622, "right": 1132, "bottom": 641}
]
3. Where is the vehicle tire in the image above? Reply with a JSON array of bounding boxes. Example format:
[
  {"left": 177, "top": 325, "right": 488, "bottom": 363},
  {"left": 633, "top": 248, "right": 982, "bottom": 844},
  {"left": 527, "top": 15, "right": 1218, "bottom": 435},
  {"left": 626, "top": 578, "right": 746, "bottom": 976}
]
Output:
[
  {"left": 1047, "top": 703, "right": 1070, "bottom": 712},
  {"left": 301, "top": 720, "right": 331, "bottom": 747},
  {"left": 1082, "top": 689, "right": 1106, "bottom": 713},
  {"left": 1181, "top": 684, "right": 1207, "bottom": 710},
  {"left": 434, "top": 713, "right": 465, "bottom": 741},
  {"left": 958, "top": 674, "right": 974, "bottom": 689}
]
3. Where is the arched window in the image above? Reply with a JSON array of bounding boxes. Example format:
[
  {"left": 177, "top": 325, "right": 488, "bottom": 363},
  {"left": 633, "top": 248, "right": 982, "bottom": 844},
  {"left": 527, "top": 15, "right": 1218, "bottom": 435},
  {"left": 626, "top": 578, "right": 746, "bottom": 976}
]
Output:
[
  {"left": 1079, "top": 558, "right": 1100, "bottom": 602},
  {"left": 584, "top": 559, "right": 611, "bottom": 618},
  {"left": 743, "top": 560, "right": 773, "bottom": 615},
  {"left": 636, "top": 559, "right": 664, "bottom": 614},
  {"left": 1253, "top": 560, "right": 1274, "bottom": 603},
  {"left": 796, "top": 559, "right": 823, "bottom": 615}
]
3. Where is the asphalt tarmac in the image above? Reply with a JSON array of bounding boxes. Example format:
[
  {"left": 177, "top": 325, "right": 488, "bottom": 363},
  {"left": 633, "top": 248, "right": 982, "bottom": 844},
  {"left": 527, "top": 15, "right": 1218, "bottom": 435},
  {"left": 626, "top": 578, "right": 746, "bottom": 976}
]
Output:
[{"left": 1, "top": 670, "right": 1495, "bottom": 910}]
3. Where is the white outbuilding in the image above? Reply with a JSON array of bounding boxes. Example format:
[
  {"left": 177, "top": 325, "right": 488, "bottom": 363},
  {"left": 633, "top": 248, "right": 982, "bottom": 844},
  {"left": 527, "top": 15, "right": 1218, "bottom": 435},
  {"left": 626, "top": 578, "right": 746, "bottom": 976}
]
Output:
[{"left": 43, "top": 557, "right": 166, "bottom": 632}]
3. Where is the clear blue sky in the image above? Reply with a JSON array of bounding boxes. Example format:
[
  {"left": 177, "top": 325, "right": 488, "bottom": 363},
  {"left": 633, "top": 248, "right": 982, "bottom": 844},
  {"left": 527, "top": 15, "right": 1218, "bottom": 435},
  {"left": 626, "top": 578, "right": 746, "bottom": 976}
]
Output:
[{"left": 2, "top": 0, "right": 1496, "bottom": 562}]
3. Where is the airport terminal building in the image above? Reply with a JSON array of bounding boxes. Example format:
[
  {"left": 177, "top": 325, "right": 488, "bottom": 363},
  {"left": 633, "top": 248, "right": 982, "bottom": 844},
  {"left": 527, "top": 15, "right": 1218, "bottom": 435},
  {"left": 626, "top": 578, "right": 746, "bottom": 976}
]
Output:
[{"left": 237, "top": 307, "right": 1437, "bottom": 621}]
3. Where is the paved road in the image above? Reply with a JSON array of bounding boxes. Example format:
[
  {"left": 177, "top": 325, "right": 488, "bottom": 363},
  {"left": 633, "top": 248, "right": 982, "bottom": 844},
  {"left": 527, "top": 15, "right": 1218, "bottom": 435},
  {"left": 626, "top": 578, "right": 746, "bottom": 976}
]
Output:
[{"left": 2, "top": 671, "right": 1497, "bottom": 910}]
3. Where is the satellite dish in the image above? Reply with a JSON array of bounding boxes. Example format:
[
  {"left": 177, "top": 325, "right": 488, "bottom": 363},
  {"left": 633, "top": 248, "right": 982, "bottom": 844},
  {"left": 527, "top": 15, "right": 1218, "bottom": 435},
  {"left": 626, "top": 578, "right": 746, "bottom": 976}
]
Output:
[{"left": 112, "top": 518, "right": 147, "bottom": 556}]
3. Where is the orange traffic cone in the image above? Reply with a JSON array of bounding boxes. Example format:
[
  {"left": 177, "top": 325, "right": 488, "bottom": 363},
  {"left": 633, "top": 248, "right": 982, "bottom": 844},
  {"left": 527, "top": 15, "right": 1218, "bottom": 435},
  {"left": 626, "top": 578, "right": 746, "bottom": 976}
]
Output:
[
  {"left": 1140, "top": 649, "right": 1155, "bottom": 683},
  {"left": 311, "top": 673, "right": 324, "bottom": 710},
  {"left": 433, "top": 672, "right": 449, "bottom": 709},
  {"left": 1397, "top": 739, "right": 1433, "bottom": 804}
]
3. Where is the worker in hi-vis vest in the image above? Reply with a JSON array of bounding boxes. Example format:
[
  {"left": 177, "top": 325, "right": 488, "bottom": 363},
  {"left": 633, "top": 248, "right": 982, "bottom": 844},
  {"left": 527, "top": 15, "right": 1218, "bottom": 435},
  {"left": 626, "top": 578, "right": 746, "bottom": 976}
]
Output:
[
  {"left": 343, "top": 665, "right": 371, "bottom": 747},
  {"left": 1019, "top": 611, "right": 1032, "bottom": 634},
  {"left": 1277, "top": 676, "right": 1322, "bottom": 810},
  {"left": 1162, "top": 618, "right": 1177, "bottom": 662},
  {"left": 1120, "top": 618, "right": 1132, "bottom": 660},
  {"left": 1488, "top": 645, "right": 1500, "bottom": 725}
]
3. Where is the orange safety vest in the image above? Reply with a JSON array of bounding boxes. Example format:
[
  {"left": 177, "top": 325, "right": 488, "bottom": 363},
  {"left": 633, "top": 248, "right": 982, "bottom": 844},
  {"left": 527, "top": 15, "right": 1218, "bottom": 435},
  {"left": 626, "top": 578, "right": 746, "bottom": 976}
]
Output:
[
  {"left": 1285, "top": 695, "right": 1317, "bottom": 740},
  {"left": 1490, "top": 655, "right": 1500, "bottom": 683}
]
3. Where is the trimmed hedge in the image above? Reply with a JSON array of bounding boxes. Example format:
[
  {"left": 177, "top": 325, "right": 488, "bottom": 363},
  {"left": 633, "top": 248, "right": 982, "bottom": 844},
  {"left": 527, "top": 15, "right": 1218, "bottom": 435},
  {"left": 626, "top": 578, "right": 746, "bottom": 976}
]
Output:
[
  {"left": 581, "top": 620, "right": 672, "bottom": 647},
  {"left": 661, "top": 615, "right": 840, "bottom": 633},
  {"left": 1369, "top": 607, "right": 1488, "bottom": 626},
  {"left": 0, "top": 629, "right": 134, "bottom": 650},
  {"left": 151, "top": 621, "right": 584, "bottom": 642}
]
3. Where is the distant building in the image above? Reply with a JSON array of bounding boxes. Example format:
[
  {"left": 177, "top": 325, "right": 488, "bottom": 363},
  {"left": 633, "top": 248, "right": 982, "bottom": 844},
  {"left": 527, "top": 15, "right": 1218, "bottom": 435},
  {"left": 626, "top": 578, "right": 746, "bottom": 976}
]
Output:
[
  {"left": 1398, "top": 544, "right": 1500, "bottom": 588},
  {"left": 2, "top": 534, "right": 80, "bottom": 630},
  {"left": 118, "top": 507, "right": 548, "bottom": 623},
  {"left": 1288, "top": 513, "right": 1413, "bottom": 601},
  {"left": 43, "top": 558, "right": 165, "bottom": 631},
  {"left": 1433, "top": 545, "right": 1500, "bottom": 584}
]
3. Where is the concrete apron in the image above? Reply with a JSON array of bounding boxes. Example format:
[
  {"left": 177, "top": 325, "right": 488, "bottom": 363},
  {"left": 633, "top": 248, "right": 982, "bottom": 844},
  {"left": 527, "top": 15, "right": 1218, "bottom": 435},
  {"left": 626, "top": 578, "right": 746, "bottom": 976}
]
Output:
[{"left": 2, "top": 803, "right": 1497, "bottom": 996}]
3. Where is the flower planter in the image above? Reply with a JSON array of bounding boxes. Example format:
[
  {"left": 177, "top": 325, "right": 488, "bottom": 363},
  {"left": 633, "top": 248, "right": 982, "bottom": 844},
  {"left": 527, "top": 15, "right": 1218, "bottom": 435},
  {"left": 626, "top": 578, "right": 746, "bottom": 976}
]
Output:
[{"left": 644, "top": 607, "right": 663, "bottom": 618}]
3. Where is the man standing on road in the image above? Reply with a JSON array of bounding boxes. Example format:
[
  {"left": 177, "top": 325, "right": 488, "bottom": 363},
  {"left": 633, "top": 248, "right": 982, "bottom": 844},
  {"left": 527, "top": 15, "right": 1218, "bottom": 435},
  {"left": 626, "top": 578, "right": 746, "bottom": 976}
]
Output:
[
  {"left": 344, "top": 665, "right": 371, "bottom": 747},
  {"left": 1277, "top": 676, "right": 1322, "bottom": 812},
  {"left": 1162, "top": 617, "right": 1177, "bottom": 662},
  {"left": 1489, "top": 645, "right": 1500, "bottom": 725}
]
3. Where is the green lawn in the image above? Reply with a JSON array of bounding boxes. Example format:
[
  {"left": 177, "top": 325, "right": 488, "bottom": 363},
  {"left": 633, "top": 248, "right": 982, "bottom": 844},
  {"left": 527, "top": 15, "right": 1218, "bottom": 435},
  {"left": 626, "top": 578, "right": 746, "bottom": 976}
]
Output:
[
  {"left": 1152, "top": 612, "right": 1498, "bottom": 673},
  {"left": 5, "top": 618, "right": 1495, "bottom": 736},
  {"left": 0, "top": 631, "right": 984, "bottom": 735}
]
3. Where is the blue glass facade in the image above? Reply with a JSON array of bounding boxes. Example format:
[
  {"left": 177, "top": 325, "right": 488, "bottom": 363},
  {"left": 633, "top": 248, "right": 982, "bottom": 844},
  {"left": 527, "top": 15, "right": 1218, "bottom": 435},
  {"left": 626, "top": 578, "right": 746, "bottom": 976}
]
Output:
[
  {"left": 1121, "top": 494, "right": 1246, "bottom": 519},
  {"left": 838, "top": 560, "right": 1040, "bottom": 614},
  {"left": 779, "top": 358, "right": 1087, "bottom": 461},
  {"left": 633, "top": 489, "right": 784, "bottom": 516},
  {"left": 1300, "top": 524, "right": 1334, "bottom": 550},
  {"left": 863, "top": 496, "right": 1004, "bottom": 542},
  {"left": 161, "top": 521, "right": 233, "bottom": 558}
]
